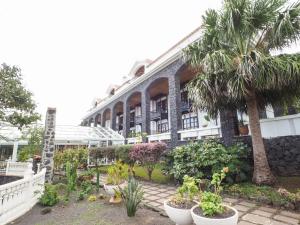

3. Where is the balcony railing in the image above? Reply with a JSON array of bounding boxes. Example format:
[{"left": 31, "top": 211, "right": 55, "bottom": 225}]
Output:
[
  {"left": 150, "top": 110, "right": 168, "bottom": 120},
  {"left": 135, "top": 115, "right": 142, "bottom": 124}
]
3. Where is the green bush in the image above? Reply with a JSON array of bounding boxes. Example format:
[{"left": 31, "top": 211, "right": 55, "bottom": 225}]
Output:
[
  {"left": 39, "top": 184, "right": 59, "bottom": 206},
  {"left": 163, "top": 140, "right": 252, "bottom": 183}
]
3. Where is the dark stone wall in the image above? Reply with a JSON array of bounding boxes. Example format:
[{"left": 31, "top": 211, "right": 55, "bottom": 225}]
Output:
[
  {"left": 0, "top": 175, "right": 21, "bottom": 185},
  {"left": 234, "top": 135, "right": 300, "bottom": 176}
]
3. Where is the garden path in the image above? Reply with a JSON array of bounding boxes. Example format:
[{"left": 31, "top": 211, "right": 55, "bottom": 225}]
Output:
[{"left": 99, "top": 175, "right": 300, "bottom": 225}]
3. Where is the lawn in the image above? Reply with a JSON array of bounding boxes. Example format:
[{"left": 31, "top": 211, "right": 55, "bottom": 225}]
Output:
[{"left": 97, "top": 163, "right": 172, "bottom": 184}]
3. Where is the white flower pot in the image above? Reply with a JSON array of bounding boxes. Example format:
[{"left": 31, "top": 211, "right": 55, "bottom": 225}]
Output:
[
  {"left": 164, "top": 200, "right": 195, "bottom": 225},
  {"left": 191, "top": 205, "right": 238, "bottom": 225},
  {"left": 104, "top": 182, "right": 126, "bottom": 196}
]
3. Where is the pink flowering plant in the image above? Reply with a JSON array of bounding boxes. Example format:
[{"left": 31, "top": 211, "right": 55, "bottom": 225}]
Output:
[{"left": 130, "top": 142, "right": 166, "bottom": 180}]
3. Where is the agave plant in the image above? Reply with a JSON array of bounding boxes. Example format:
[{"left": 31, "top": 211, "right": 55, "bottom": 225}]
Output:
[{"left": 119, "top": 177, "right": 144, "bottom": 217}]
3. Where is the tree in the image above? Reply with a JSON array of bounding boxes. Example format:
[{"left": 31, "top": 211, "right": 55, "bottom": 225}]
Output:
[
  {"left": 184, "top": 0, "right": 300, "bottom": 185},
  {"left": 130, "top": 142, "right": 166, "bottom": 181},
  {"left": 0, "top": 63, "right": 40, "bottom": 128}
]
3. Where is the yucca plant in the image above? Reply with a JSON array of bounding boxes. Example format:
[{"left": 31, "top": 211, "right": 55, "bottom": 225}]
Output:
[{"left": 119, "top": 177, "right": 144, "bottom": 217}]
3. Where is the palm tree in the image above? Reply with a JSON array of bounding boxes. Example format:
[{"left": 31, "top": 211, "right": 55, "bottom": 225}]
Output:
[{"left": 184, "top": 0, "right": 300, "bottom": 185}]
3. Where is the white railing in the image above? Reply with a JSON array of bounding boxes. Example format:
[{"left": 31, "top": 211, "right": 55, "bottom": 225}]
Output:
[
  {"left": 178, "top": 126, "right": 221, "bottom": 141},
  {"left": 0, "top": 162, "right": 46, "bottom": 225},
  {"left": 147, "top": 132, "right": 171, "bottom": 142},
  {"left": 5, "top": 161, "right": 31, "bottom": 176},
  {"left": 127, "top": 137, "right": 139, "bottom": 144},
  {"left": 259, "top": 113, "right": 300, "bottom": 138}
]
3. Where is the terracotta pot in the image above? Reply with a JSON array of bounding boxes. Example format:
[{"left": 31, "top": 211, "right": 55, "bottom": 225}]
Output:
[
  {"left": 239, "top": 125, "right": 249, "bottom": 135},
  {"left": 191, "top": 205, "right": 238, "bottom": 225}
]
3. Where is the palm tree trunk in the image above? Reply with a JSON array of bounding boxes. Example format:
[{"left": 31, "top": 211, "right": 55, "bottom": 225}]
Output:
[{"left": 246, "top": 91, "right": 275, "bottom": 185}]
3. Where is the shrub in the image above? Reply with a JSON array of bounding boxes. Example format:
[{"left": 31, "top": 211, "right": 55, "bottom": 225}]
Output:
[
  {"left": 119, "top": 177, "right": 144, "bottom": 217},
  {"left": 130, "top": 142, "right": 166, "bottom": 180},
  {"left": 199, "top": 168, "right": 228, "bottom": 217},
  {"left": 106, "top": 161, "right": 127, "bottom": 185},
  {"left": 77, "top": 180, "right": 94, "bottom": 201},
  {"left": 39, "top": 184, "right": 59, "bottom": 206},
  {"left": 88, "top": 195, "right": 97, "bottom": 202},
  {"left": 164, "top": 140, "right": 251, "bottom": 183},
  {"left": 115, "top": 145, "right": 135, "bottom": 176},
  {"left": 170, "top": 175, "right": 199, "bottom": 209}
]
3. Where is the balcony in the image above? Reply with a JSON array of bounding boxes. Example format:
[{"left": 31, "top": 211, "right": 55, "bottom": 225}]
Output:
[
  {"left": 147, "top": 132, "right": 171, "bottom": 142},
  {"left": 181, "top": 101, "right": 191, "bottom": 113},
  {"left": 150, "top": 110, "right": 168, "bottom": 121},
  {"left": 178, "top": 126, "right": 221, "bottom": 140},
  {"left": 135, "top": 115, "right": 142, "bottom": 124}
]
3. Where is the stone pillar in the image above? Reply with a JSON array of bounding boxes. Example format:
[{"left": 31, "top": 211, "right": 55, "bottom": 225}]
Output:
[
  {"left": 42, "top": 107, "right": 56, "bottom": 183},
  {"left": 11, "top": 141, "right": 18, "bottom": 162},
  {"left": 111, "top": 108, "right": 117, "bottom": 130},
  {"left": 168, "top": 75, "right": 182, "bottom": 148},
  {"left": 123, "top": 102, "right": 130, "bottom": 138},
  {"left": 141, "top": 92, "right": 150, "bottom": 139},
  {"left": 220, "top": 109, "right": 239, "bottom": 146}
]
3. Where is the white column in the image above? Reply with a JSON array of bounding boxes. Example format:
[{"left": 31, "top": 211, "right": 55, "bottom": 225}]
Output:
[{"left": 12, "top": 141, "right": 19, "bottom": 162}]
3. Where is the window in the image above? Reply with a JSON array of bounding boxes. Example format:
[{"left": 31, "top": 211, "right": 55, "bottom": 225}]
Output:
[
  {"left": 157, "top": 119, "right": 169, "bottom": 133},
  {"left": 182, "top": 113, "right": 199, "bottom": 130},
  {"left": 156, "top": 96, "right": 168, "bottom": 113}
]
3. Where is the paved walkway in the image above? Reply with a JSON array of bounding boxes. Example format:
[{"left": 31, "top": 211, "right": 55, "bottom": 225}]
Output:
[{"left": 99, "top": 176, "right": 300, "bottom": 225}]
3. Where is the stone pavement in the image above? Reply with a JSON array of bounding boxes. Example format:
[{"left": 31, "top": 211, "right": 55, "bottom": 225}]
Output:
[
  {"left": 98, "top": 175, "right": 300, "bottom": 225},
  {"left": 141, "top": 182, "right": 300, "bottom": 225}
]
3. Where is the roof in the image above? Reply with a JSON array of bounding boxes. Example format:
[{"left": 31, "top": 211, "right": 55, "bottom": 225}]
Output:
[
  {"left": 83, "top": 26, "right": 203, "bottom": 120},
  {"left": 0, "top": 124, "right": 124, "bottom": 146}
]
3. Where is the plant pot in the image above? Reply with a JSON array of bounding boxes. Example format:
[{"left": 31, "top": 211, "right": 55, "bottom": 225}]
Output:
[
  {"left": 191, "top": 205, "right": 238, "bottom": 225},
  {"left": 104, "top": 182, "right": 126, "bottom": 196},
  {"left": 239, "top": 125, "right": 249, "bottom": 135},
  {"left": 164, "top": 200, "right": 195, "bottom": 225}
]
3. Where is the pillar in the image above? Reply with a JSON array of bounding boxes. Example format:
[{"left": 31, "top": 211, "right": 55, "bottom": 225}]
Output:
[
  {"left": 220, "top": 109, "right": 239, "bottom": 146},
  {"left": 11, "top": 141, "right": 18, "bottom": 162},
  {"left": 168, "top": 75, "right": 182, "bottom": 148},
  {"left": 111, "top": 108, "right": 117, "bottom": 130},
  {"left": 141, "top": 91, "right": 150, "bottom": 139},
  {"left": 42, "top": 107, "right": 56, "bottom": 182},
  {"left": 123, "top": 102, "right": 130, "bottom": 138}
]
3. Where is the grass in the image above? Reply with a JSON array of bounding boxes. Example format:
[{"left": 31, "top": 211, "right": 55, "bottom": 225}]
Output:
[
  {"left": 97, "top": 163, "right": 172, "bottom": 184},
  {"left": 225, "top": 182, "right": 300, "bottom": 209}
]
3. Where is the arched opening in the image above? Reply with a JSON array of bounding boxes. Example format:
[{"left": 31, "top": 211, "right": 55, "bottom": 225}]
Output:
[
  {"left": 88, "top": 117, "right": 94, "bottom": 127},
  {"left": 94, "top": 114, "right": 101, "bottom": 127},
  {"left": 113, "top": 101, "right": 124, "bottom": 134},
  {"left": 178, "top": 65, "right": 219, "bottom": 132},
  {"left": 147, "top": 78, "right": 169, "bottom": 135},
  {"left": 126, "top": 92, "right": 142, "bottom": 136},
  {"left": 102, "top": 108, "right": 111, "bottom": 128}
]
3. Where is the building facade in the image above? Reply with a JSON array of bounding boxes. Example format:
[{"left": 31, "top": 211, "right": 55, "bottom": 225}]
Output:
[{"left": 82, "top": 27, "right": 300, "bottom": 147}]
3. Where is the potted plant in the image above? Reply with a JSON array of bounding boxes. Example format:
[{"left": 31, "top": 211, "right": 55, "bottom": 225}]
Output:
[
  {"left": 191, "top": 168, "right": 238, "bottom": 225},
  {"left": 202, "top": 115, "right": 210, "bottom": 127},
  {"left": 238, "top": 119, "right": 249, "bottom": 135},
  {"left": 164, "top": 175, "right": 199, "bottom": 225},
  {"left": 104, "top": 161, "right": 127, "bottom": 196}
]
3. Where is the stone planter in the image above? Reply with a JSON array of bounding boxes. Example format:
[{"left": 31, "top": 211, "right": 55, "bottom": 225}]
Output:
[
  {"left": 191, "top": 205, "right": 238, "bottom": 225},
  {"left": 164, "top": 200, "right": 195, "bottom": 225},
  {"left": 104, "top": 182, "right": 126, "bottom": 196}
]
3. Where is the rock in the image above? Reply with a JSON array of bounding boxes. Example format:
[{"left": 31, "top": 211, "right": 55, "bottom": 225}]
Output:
[{"left": 41, "top": 207, "right": 52, "bottom": 215}]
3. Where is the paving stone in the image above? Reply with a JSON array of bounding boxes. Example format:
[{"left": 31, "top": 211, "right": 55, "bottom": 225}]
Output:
[
  {"left": 273, "top": 215, "right": 299, "bottom": 225},
  {"left": 258, "top": 206, "right": 278, "bottom": 213},
  {"left": 251, "top": 210, "right": 273, "bottom": 218},
  {"left": 235, "top": 204, "right": 251, "bottom": 212},
  {"left": 155, "top": 198, "right": 166, "bottom": 204},
  {"left": 156, "top": 193, "right": 170, "bottom": 198},
  {"left": 145, "top": 195, "right": 160, "bottom": 201},
  {"left": 242, "top": 213, "right": 271, "bottom": 225},
  {"left": 158, "top": 205, "right": 165, "bottom": 211},
  {"left": 148, "top": 201, "right": 161, "bottom": 207},
  {"left": 147, "top": 190, "right": 160, "bottom": 194},
  {"left": 279, "top": 210, "right": 300, "bottom": 220},
  {"left": 239, "top": 201, "right": 257, "bottom": 208},
  {"left": 224, "top": 197, "right": 239, "bottom": 204},
  {"left": 270, "top": 220, "right": 292, "bottom": 225},
  {"left": 148, "top": 187, "right": 160, "bottom": 191},
  {"left": 238, "top": 221, "right": 256, "bottom": 225},
  {"left": 239, "top": 212, "right": 245, "bottom": 218},
  {"left": 156, "top": 188, "right": 168, "bottom": 192}
]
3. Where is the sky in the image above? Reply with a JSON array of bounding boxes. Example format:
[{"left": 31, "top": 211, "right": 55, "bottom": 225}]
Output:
[{"left": 0, "top": 0, "right": 298, "bottom": 126}]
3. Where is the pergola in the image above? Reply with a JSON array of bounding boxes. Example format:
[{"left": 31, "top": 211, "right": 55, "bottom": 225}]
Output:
[{"left": 0, "top": 124, "right": 125, "bottom": 161}]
